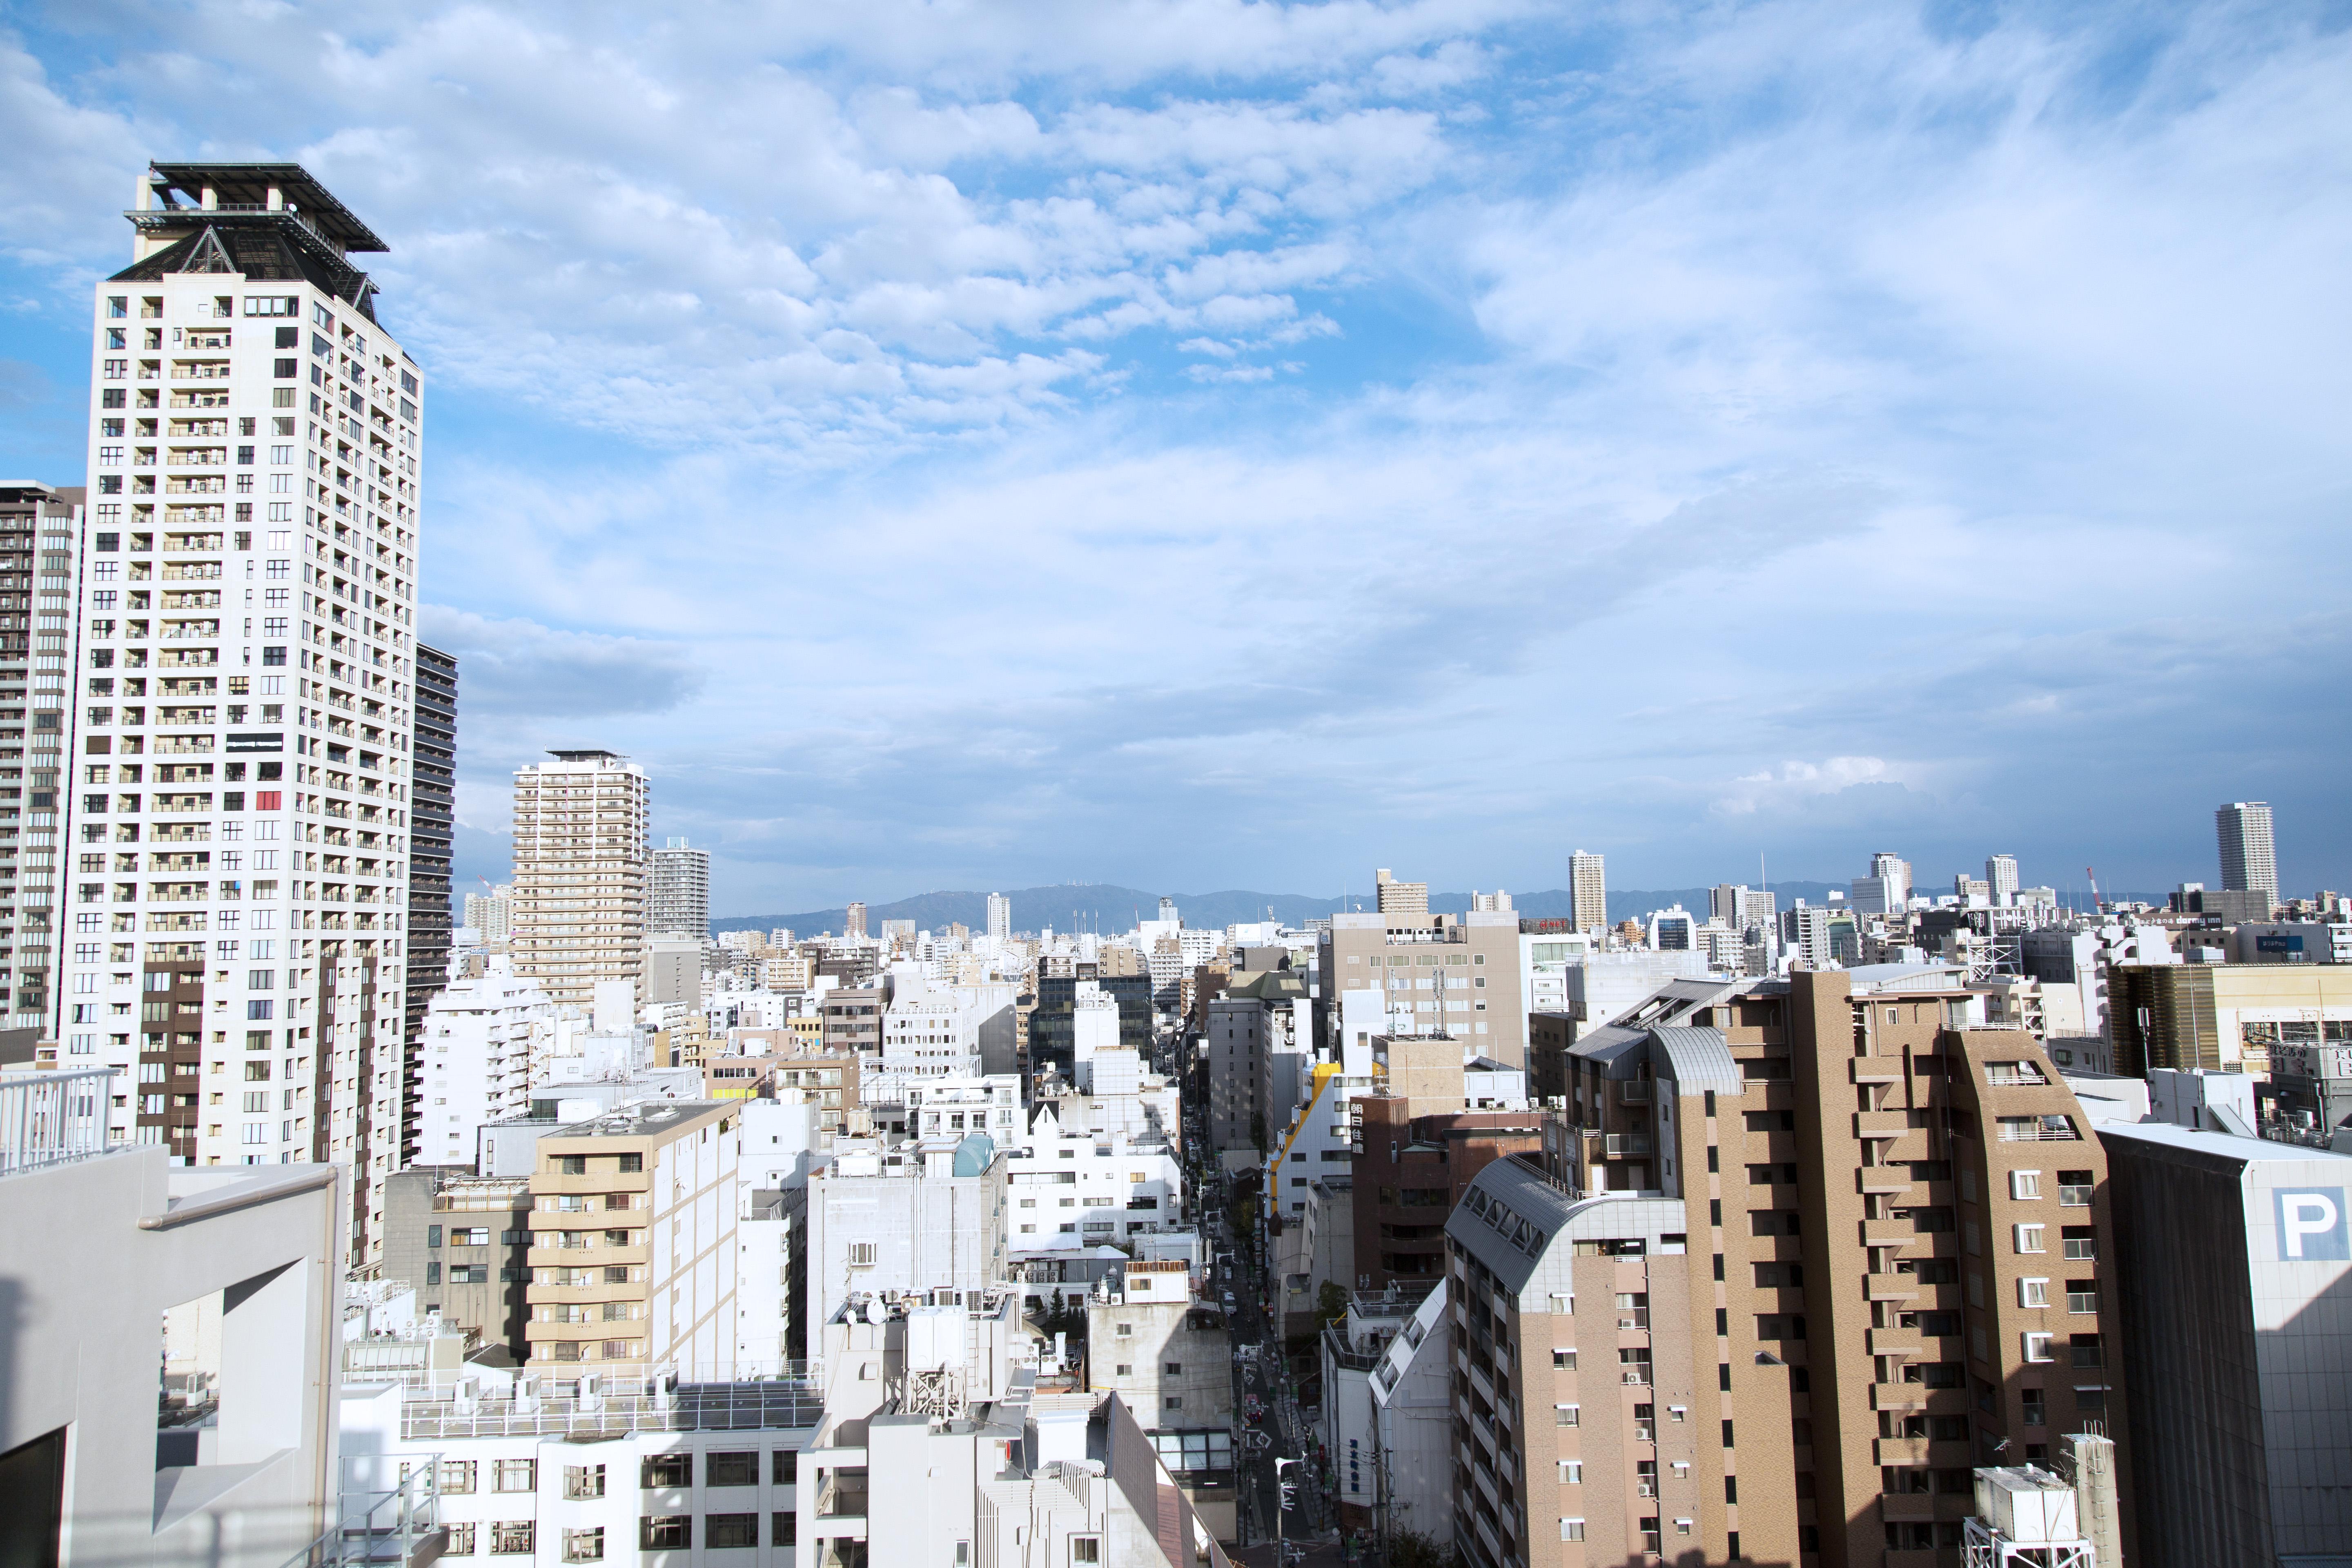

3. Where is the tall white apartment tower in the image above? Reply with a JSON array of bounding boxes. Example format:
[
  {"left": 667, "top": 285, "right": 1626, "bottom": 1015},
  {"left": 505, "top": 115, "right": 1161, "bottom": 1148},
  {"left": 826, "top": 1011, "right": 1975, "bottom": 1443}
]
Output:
[
  {"left": 509, "top": 750, "right": 648, "bottom": 1011},
  {"left": 59, "top": 163, "right": 426, "bottom": 1269},
  {"left": 1985, "top": 853, "right": 2020, "bottom": 907},
  {"left": 1569, "top": 849, "right": 1606, "bottom": 934},
  {"left": 648, "top": 835, "right": 708, "bottom": 937},
  {"left": 985, "top": 891, "right": 1010, "bottom": 942},
  {"left": 2216, "top": 802, "right": 2279, "bottom": 904}
]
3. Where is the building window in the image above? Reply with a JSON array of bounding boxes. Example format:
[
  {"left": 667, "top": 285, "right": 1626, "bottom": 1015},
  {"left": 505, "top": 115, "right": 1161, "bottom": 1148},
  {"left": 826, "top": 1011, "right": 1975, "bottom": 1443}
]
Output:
[
  {"left": 443, "top": 1523, "right": 476, "bottom": 1555},
  {"left": 2018, "top": 1279, "right": 2049, "bottom": 1308},
  {"left": 2014, "top": 1223, "right": 2045, "bottom": 1253},
  {"left": 2066, "top": 1281, "right": 2098, "bottom": 1314},
  {"left": 706, "top": 1451, "right": 758, "bottom": 1487},
  {"left": 1553, "top": 1348, "right": 1576, "bottom": 1369},
  {"left": 562, "top": 1528, "right": 604, "bottom": 1563},
  {"left": 489, "top": 1523, "right": 534, "bottom": 1555},
  {"left": 2011, "top": 1170, "right": 2042, "bottom": 1200},
  {"left": 1071, "top": 1538, "right": 1101, "bottom": 1565},
  {"left": 565, "top": 1464, "right": 604, "bottom": 1499},
  {"left": 704, "top": 1515, "right": 758, "bottom": 1548},
  {"left": 493, "top": 1459, "right": 535, "bottom": 1492},
  {"left": 2023, "top": 1332, "right": 2054, "bottom": 1363},
  {"left": 771, "top": 1513, "right": 797, "bottom": 1546},
  {"left": 439, "top": 1459, "right": 477, "bottom": 1494},
  {"left": 638, "top": 1516, "right": 690, "bottom": 1550},
  {"left": 642, "top": 1454, "right": 691, "bottom": 1489},
  {"left": 772, "top": 1450, "right": 797, "bottom": 1484},
  {"left": 1559, "top": 1519, "right": 1586, "bottom": 1541},
  {"left": 848, "top": 1241, "right": 878, "bottom": 1266},
  {"left": 1554, "top": 1404, "right": 1579, "bottom": 1426}
]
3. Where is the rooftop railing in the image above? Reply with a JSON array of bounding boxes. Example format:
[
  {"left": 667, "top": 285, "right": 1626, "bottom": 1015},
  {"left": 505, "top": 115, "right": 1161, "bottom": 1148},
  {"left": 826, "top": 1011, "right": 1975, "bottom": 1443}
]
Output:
[{"left": 0, "top": 1068, "right": 119, "bottom": 1176}]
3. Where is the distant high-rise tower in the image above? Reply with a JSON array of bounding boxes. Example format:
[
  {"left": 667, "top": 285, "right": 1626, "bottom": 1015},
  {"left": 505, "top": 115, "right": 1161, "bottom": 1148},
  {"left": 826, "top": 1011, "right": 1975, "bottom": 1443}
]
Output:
[
  {"left": 1869, "top": 851, "right": 1912, "bottom": 905},
  {"left": 1985, "top": 854, "right": 2020, "bottom": 908},
  {"left": 464, "top": 885, "right": 512, "bottom": 942},
  {"left": 1374, "top": 867, "right": 1429, "bottom": 917},
  {"left": 845, "top": 901, "right": 869, "bottom": 940},
  {"left": 510, "top": 751, "right": 648, "bottom": 1010},
  {"left": 404, "top": 642, "right": 458, "bottom": 1165},
  {"left": 986, "top": 892, "right": 1010, "bottom": 942},
  {"left": 649, "top": 836, "right": 710, "bottom": 937},
  {"left": 1570, "top": 851, "right": 1607, "bottom": 934},
  {"left": 1470, "top": 890, "right": 1513, "bottom": 913},
  {"left": 2216, "top": 802, "right": 2279, "bottom": 905},
  {"left": 0, "top": 482, "right": 80, "bottom": 1034}
]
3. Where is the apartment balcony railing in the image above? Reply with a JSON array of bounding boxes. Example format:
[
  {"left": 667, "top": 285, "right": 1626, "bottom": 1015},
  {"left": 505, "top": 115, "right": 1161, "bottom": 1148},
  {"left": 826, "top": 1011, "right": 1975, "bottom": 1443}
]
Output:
[{"left": 0, "top": 1068, "right": 119, "bottom": 1175}]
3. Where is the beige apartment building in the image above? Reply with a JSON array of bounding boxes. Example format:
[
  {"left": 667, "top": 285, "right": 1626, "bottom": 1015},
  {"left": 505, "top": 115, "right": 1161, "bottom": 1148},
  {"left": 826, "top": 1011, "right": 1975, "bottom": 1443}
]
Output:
[
  {"left": 509, "top": 748, "right": 647, "bottom": 1010},
  {"left": 2107, "top": 959, "right": 2352, "bottom": 1077},
  {"left": 1451, "top": 965, "right": 2127, "bottom": 1568},
  {"left": 1320, "top": 908, "right": 1528, "bottom": 1067},
  {"left": 523, "top": 1099, "right": 739, "bottom": 1373}
]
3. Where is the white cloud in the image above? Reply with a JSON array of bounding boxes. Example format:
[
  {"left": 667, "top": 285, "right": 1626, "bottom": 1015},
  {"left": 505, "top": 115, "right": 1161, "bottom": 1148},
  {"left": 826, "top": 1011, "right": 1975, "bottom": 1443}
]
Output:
[{"left": 2, "top": 1, "right": 2348, "bottom": 909}]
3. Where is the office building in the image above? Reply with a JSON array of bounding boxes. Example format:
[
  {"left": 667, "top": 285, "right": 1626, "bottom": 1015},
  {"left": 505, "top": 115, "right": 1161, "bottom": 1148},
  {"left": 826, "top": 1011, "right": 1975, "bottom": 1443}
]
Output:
[
  {"left": 2217, "top": 800, "right": 2280, "bottom": 906},
  {"left": 402, "top": 639, "right": 455, "bottom": 1161},
  {"left": 650, "top": 833, "right": 710, "bottom": 937},
  {"left": 2097, "top": 1120, "right": 2352, "bottom": 1566},
  {"left": 1569, "top": 851, "right": 1606, "bottom": 935},
  {"left": 1351, "top": 1096, "right": 1540, "bottom": 1289},
  {"left": 60, "top": 163, "right": 425, "bottom": 1270},
  {"left": 2108, "top": 962, "right": 2352, "bottom": 1080},
  {"left": 1320, "top": 908, "right": 1528, "bottom": 1069},
  {"left": 381, "top": 1163, "right": 532, "bottom": 1360},
  {"left": 522, "top": 1099, "right": 740, "bottom": 1373},
  {"left": 986, "top": 889, "right": 1010, "bottom": 941},
  {"left": 0, "top": 481, "right": 81, "bottom": 1040},
  {"left": 1376, "top": 866, "right": 1429, "bottom": 917},
  {"left": 1646, "top": 904, "right": 1697, "bottom": 951},
  {"left": 509, "top": 748, "right": 648, "bottom": 1011},
  {"left": 0, "top": 1067, "right": 346, "bottom": 1568},
  {"left": 1986, "top": 854, "right": 2020, "bottom": 908},
  {"left": 1487, "top": 966, "right": 2131, "bottom": 1568}
]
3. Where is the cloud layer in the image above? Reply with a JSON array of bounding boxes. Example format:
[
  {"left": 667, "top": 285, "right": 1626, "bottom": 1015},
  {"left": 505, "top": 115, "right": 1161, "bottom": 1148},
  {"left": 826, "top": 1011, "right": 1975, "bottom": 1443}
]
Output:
[{"left": 2, "top": 1, "right": 2348, "bottom": 912}]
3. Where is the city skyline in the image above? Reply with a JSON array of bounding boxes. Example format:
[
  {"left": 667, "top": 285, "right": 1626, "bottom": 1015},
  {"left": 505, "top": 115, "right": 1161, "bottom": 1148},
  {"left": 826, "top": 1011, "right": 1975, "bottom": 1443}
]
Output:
[{"left": 1, "top": 4, "right": 2347, "bottom": 912}]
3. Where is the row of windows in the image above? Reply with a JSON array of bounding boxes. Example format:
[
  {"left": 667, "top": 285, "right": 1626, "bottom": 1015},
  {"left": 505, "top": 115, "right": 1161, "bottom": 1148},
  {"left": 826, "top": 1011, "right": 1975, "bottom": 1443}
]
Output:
[{"left": 439, "top": 1452, "right": 800, "bottom": 1494}]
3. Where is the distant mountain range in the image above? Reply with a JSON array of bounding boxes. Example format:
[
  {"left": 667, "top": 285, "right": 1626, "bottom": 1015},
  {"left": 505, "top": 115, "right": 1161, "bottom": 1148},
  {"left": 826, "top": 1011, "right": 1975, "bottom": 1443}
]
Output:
[{"left": 710, "top": 880, "right": 1853, "bottom": 938}]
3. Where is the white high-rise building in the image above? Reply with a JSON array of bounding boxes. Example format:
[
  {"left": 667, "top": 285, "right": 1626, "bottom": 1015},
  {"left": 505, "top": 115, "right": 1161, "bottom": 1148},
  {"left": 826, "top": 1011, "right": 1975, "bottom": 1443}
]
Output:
[
  {"left": 58, "top": 162, "right": 425, "bottom": 1266},
  {"left": 1986, "top": 853, "right": 2020, "bottom": 907},
  {"left": 984, "top": 890, "right": 1009, "bottom": 942},
  {"left": 416, "top": 957, "right": 555, "bottom": 1166},
  {"left": 648, "top": 833, "right": 708, "bottom": 937},
  {"left": 461, "top": 882, "right": 510, "bottom": 941},
  {"left": 509, "top": 750, "right": 648, "bottom": 1011},
  {"left": 2216, "top": 802, "right": 2279, "bottom": 904},
  {"left": 1569, "top": 849, "right": 1606, "bottom": 933}
]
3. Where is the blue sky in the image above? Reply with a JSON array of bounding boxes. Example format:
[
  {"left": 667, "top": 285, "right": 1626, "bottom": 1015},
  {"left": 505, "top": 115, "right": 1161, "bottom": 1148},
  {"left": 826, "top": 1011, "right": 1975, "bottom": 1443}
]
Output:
[{"left": 3, "top": 0, "right": 2348, "bottom": 916}]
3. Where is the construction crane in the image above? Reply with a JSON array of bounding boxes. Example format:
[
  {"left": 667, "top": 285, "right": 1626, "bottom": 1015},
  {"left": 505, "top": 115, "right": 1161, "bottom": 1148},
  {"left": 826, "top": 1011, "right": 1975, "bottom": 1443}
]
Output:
[{"left": 2085, "top": 866, "right": 2104, "bottom": 914}]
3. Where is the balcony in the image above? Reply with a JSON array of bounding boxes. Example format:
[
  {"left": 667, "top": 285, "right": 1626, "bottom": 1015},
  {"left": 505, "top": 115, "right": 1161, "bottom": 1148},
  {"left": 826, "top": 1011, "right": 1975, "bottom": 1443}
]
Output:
[
  {"left": 0, "top": 1068, "right": 118, "bottom": 1174},
  {"left": 1881, "top": 1492, "right": 1938, "bottom": 1522},
  {"left": 1862, "top": 1221, "right": 1922, "bottom": 1249},
  {"left": 1855, "top": 1111, "right": 1913, "bottom": 1138},
  {"left": 1865, "top": 1276, "right": 1918, "bottom": 1302},
  {"left": 1870, "top": 1384, "right": 1928, "bottom": 1413},
  {"left": 1851, "top": 1060, "right": 1904, "bottom": 1083},
  {"left": 1874, "top": 1437, "right": 1931, "bottom": 1466}
]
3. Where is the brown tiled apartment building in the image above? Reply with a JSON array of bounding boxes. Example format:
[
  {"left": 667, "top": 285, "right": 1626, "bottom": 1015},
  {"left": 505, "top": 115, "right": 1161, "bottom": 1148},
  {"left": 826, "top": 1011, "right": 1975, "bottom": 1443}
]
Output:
[{"left": 1447, "top": 964, "right": 2128, "bottom": 1568}]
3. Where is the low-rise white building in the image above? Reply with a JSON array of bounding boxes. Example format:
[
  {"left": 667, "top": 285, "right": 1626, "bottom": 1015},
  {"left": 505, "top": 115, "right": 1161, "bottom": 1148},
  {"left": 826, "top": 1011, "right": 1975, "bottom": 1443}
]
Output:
[
  {"left": 802, "top": 1135, "right": 1010, "bottom": 1341},
  {"left": 1007, "top": 1105, "right": 1184, "bottom": 1256}
]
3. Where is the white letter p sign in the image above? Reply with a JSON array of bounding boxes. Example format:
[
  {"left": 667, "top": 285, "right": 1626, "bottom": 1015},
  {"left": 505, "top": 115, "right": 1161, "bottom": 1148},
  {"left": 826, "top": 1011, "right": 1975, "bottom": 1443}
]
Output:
[{"left": 2275, "top": 1188, "right": 2350, "bottom": 1261}]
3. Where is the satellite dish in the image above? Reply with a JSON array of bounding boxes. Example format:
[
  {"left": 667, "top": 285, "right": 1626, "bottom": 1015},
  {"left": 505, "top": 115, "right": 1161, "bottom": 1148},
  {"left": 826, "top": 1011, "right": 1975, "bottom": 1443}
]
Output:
[{"left": 865, "top": 1297, "right": 886, "bottom": 1325}]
